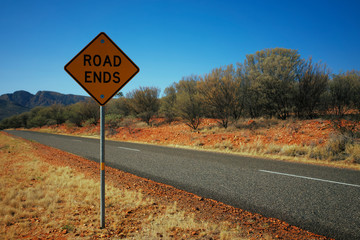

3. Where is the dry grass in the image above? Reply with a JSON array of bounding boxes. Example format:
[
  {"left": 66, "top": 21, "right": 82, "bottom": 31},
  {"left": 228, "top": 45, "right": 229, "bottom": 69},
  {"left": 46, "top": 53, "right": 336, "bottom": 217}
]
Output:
[{"left": 0, "top": 133, "right": 254, "bottom": 239}]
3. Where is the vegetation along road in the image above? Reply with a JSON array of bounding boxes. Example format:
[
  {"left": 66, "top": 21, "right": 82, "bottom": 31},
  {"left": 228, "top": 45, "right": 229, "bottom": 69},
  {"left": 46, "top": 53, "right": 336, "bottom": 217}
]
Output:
[{"left": 7, "top": 130, "right": 360, "bottom": 240}]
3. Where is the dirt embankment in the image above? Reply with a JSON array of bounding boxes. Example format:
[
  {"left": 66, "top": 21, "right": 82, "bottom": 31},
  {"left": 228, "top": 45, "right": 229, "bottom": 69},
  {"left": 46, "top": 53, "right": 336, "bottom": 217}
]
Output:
[{"left": 33, "top": 117, "right": 360, "bottom": 169}]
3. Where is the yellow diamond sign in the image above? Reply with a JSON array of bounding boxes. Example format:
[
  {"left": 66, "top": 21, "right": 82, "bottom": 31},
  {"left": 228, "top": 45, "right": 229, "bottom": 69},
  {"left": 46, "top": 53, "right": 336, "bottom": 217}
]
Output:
[{"left": 64, "top": 32, "right": 139, "bottom": 105}]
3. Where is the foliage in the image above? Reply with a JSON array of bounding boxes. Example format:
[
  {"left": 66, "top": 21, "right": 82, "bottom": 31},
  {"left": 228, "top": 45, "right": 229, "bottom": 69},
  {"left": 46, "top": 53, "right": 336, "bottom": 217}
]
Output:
[
  {"left": 1, "top": 47, "right": 360, "bottom": 132},
  {"left": 295, "top": 58, "right": 329, "bottom": 118},
  {"left": 65, "top": 100, "right": 99, "bottom": 127},
  {"left": 244, "top": 48, "right": 303, "bottom": 119},
  {"left": 350, "top": 71, "right": 360, "bottom": 112},
  {"left": 106, "top": 96, "right": 132, "bottom": 117},
  {"left": 175, "top": 75, "right": 203, "bottom": 130},
  {"left": 79, "top": 100, "right": 100, "bottom": 125},
  {"left": 160, "top": 84, "right": 177, "bottom": 123},
  {"left": 328, "top": 70, "right": 360, "bottom": 116},
  {"left": 27, "top": 107, "right": 57, "bottom": 128},
  {"left": 0, "top": 100, "right": 99, "bottom": 129},
  {"left": 329, "top": 72, "right": 354, "bottom": 116},
  {"left": 128, "top": 86, "right": 160, "bottom": 125},
  {"left": 199, "top": 64, "right": 244, "bottom": 128},
  {"left": 105, "top": 114, "right": 123, "bottom": 136}
]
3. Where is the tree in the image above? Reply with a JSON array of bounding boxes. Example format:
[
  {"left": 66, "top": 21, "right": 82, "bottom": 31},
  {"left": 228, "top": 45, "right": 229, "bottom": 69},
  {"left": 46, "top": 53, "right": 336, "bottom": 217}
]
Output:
[
  {"left": 49, "top": 104, "right": 66, "bottom": 125},
  {"left": 0, "top": 115, "right": 23, "bottom": 129},
  {"left": 128, "top": 86, "right": 160, "bottom": 125},
  {"left": 64, "top": 100, "right": 99, "bottom": 126},
  {"left": 107, "top": 96, "right": 132, "bottom": 117},
  {"left": 160, "top": 84, "right": 177, "bottom": 123},
  {"left": 295, "top": 58, "right": 329, "bottom": 118},
  {"left": 199, "top": 64, "right": 244, "bottom": 128},
  {"left": 347, "top": 70, "right": 360, "bottom": 112},
  {"left": 80, "top": 100, "right": 100, "bottom": 125},
  {"left": 116, "top": 92, "right": 124, "bottom": 98},
  {"left": 175, "top": 75, "right": 203, "bottom": 130},
  {"left": 329, "top": 72, "right": 354, "bottom": 116},
  {"left": 26, "top": 107, "right": 48, "bottom": 128},
  {"left": 65, "top": 103, "right": 84, "bottom": 127},
  {"left": 244, "top": 48, "right": 303, "bottom": 119},
  {"left": 243, "top": 63, "right": 265, "bottom": 118}
]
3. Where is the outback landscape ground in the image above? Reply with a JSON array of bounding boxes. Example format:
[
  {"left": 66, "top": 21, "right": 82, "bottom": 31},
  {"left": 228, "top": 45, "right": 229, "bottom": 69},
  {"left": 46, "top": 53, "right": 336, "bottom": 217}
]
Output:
[
  {"left": 2, "top": 117, "right": 359, "bottom": 239},
  {"left": 1, "top": 130, "right": 332, "bottom": 239},
  {"left": 32, "top": 117, "right": 360, "bottom": 170}
]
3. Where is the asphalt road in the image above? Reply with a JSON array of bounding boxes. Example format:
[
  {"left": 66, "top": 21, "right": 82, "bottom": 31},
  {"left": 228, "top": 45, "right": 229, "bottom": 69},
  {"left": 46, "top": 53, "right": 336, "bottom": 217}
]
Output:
[{"left": 6, "top": 130, "right": 360, "bottom": 239}]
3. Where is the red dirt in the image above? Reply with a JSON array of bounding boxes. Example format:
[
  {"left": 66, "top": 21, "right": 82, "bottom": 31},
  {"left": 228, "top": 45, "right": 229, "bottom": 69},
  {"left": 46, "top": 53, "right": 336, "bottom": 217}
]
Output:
[{"left": 35, "top": 117, "right": 358, "bottom": 150}]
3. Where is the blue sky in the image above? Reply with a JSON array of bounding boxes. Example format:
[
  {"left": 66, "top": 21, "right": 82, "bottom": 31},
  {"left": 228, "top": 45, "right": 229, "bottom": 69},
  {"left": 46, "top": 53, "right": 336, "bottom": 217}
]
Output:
[{"left": 1, "top": 0, "right": 359, "bottom": 97}]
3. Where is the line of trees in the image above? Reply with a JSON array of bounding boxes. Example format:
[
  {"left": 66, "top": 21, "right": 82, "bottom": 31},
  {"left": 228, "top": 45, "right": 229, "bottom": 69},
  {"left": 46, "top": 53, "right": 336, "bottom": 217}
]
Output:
[
  {"left": 0, "top": 101, "right": 100, "bottom": 129},
  {"left": 1, "top": 48, "right": 360, "bottom": 130},
  {"left": 159, "top": 48, "right": 360, "bottom": 128}
]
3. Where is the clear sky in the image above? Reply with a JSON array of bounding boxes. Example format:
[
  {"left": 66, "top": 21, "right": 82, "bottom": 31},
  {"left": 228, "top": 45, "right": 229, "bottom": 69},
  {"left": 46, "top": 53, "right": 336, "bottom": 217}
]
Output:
[{"left": 1, "top": 0, "right": 359, "bottom": 97}]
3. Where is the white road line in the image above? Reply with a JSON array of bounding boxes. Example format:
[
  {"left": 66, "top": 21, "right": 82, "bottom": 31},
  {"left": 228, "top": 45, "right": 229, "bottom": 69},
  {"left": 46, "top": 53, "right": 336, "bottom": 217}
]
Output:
[
  {"left": 259, "top": 169, "right": 360, "bottom": 188},
  {"left": 72, "top": 139, "right": 82, "bottom": 142},
  {"left": 117, "top": 146, "right": 140, "bottom": 152}
]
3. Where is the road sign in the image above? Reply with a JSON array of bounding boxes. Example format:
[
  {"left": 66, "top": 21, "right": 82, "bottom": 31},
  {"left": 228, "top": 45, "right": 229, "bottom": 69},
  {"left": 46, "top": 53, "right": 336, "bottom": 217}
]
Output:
[
  {"left": 64, "top": 32, "right": 139, "bottom": 105},
  {"left": 64, "top": 32, "right": 139, "bottom": 229}
]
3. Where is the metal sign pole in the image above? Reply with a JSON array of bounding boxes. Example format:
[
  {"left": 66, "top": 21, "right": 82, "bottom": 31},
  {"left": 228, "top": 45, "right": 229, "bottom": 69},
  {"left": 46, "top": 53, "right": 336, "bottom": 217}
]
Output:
[{"left": 100, "top": 105, "right": 105, "bottom": 228}]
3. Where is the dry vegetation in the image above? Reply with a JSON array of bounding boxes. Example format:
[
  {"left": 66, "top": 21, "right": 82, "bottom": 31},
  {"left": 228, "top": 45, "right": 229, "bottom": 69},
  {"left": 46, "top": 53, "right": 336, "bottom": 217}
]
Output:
[
  {"left": 0, "top": 132, "right": 331, "bottom": 239},
  {"left": 0, "top": 133, "right": 243, "bottom": 239},
  {"left": 0, "top": 133, "right": 246, "bottom": 239}
]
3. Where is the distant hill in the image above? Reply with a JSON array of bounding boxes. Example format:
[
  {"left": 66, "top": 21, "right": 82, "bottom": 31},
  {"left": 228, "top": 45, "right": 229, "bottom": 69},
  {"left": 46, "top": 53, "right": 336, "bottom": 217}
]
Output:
[{"left": 0, "top": 90, "right": 89, "bottom": 120}]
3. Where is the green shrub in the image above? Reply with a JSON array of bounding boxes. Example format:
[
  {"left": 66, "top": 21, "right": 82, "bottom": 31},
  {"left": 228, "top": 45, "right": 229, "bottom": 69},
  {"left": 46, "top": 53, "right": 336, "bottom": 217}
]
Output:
[
  {"left": 83, "top": 118, "right": 97, "bottom": 127},
  {"left": 105, "top": 114, "right": 123, "bottom": 136},
  {"left": 64, "top": 120, "right": 76, "bottom": 129},
  {"left": 46, "top": 119, "right": 57, "bottom": 126}
]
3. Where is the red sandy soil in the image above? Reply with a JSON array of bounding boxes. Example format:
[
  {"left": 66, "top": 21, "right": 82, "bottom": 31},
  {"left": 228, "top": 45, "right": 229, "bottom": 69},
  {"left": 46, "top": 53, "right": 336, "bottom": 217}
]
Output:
[
  {"left": 34, "top": 117, "right": 360, "bottom": 151},
  {"left": 4, "top": 132, "right": 332, "bottom": 239}
]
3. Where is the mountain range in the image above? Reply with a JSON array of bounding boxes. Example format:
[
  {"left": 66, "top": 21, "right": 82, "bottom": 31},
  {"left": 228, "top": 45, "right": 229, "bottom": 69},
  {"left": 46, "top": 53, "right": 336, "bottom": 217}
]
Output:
[{"left": 0, "top": 90, "right": 89, "bottom": 120}]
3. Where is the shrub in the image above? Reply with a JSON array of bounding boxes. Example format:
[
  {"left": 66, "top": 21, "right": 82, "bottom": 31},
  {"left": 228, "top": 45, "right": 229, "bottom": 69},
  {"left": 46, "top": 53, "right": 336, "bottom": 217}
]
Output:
[
  {"left": 120, "top": 117, "right": 136, "bottom": 134},
  {"left": 46, "top": 119, "right": 57, "bottom": 126},
  {"left": 308, "top": 146, "right": 328, "bottom": 160},
  {"left": 326, "top": 133, "right": 352, "bottom": 156},
  {"left": 175, "top": 75, "right": 203, "bottom": 130},
  {"left": 64, "top": 120, "right": 76, "bottom": 129},
  {"left": 265, "top": 144, "right": 282, "bottom": 154},
  {"left": 128, "top": 87, "right": 160, "bottom": 125},
  {"left": 198, "top": 64, "right": 244, "bottom": 128},
  {"left": 345, "top": 143, "right": 360, "bottom": 163},
  {"left": 83, "top": 118, "right": 97, "bottom": 127},
  {"left": 280, "top": 145, "right": 308, "bottom": 157},
  {"left": 105, "top": 114, "right": 123, "bottom": 136},
  {"left": 106, "top": 114, "right": 122, "bottom": 128},
  {"left": 160, "top": 85, "right": 177, "bottom": 123}
]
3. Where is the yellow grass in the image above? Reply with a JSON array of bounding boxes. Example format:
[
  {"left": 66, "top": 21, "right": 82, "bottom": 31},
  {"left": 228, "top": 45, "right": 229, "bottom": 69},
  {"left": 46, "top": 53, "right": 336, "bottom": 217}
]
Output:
[{"left": 0, "top": 133, "right": 252, "bottom": 239}]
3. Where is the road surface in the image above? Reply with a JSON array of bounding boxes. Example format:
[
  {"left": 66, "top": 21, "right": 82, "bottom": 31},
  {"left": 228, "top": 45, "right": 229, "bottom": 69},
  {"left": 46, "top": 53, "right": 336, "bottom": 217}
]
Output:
[{"left": 6, "top": 130, "right": 360, "bottom": 239}]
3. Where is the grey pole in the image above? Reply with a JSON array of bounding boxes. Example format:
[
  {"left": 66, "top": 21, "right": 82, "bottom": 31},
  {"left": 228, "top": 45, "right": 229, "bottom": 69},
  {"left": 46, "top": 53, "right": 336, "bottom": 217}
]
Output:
[{"left": 100, "top": 105, "right": 105, "bottom": 228}]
